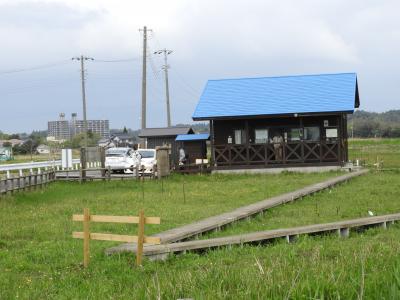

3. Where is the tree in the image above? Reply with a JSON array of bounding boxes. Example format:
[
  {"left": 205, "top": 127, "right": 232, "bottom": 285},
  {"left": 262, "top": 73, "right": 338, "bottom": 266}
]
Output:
[
  {"left": 64, "top": 132, "right": 101, "bottom": 148},
  {"left": 123, "top": 126, "right": 128, "bottom": 134},
  {"left": 13, "top": 139, "right": 38, "bottom": 155},
  {"left": 2, "top": 141, "right": 12, "bottom": 148}
]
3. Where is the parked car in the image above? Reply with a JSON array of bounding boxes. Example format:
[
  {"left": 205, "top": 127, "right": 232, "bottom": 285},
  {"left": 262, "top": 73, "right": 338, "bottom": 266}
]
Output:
[
  {"left": 137, "top": 149, "right": 156, "bottom": 174},
  {"left": 105, "top": 147, "right": 141, "bottom": 174}
]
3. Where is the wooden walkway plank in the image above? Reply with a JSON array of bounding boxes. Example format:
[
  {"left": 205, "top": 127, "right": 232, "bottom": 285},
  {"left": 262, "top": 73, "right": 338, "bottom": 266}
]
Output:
[
  {"left": 106, "top": 169, "right": 368, "bottom": 254},
  {"left": 116, "top": 212, "right": 400, "bottom": 259}
]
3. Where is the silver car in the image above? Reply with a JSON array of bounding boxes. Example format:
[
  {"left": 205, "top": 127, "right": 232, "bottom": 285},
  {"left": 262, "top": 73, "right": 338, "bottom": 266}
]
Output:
[{"left": 105, "top": 147, "right": 141, "bottom": 174}]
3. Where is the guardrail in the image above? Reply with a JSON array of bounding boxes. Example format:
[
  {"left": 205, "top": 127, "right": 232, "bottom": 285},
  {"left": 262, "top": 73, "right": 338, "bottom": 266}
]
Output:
[{"left": 0, "top": 159, "right": 83, "bottom": 178}]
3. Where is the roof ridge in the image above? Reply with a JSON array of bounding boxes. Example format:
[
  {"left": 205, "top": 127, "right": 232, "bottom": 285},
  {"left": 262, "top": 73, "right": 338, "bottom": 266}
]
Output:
[
  {"left": 207, "top": 72, "right": 357, "bottom": 82},
  {"left": 141, "top": 126, "right": 191, "bottom": 130}
]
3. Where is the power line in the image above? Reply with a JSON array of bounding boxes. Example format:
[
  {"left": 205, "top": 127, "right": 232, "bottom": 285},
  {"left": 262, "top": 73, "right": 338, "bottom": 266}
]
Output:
[
  {"left": 0, "top": 60, "right": 70, "bottom": 75},
  {"left": 93, "top": 57, "right": 139, "bottom": 63},
  {"left": 170, "top": 68, "right": 201, "bottom": 95}
]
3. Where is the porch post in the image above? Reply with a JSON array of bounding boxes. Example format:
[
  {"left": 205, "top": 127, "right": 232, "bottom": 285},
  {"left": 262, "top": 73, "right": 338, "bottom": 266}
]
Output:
[
  {"left": 338, "top": 115, "right": 342, "bottom": 164},
  {"left": 300, "top": 117, "right": 305, "bottom": 163},
  {"left": 245, "top": 120, "right": 249, "bottom": 165},
  {"left": 210, "top": 120, "right": 216, "bottom": 167}
]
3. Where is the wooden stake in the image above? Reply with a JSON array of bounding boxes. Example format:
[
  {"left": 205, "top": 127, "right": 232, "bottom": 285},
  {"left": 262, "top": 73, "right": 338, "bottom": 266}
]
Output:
[
  {"left": 136, "top": 210, "right": 145, "bottom": 266},
  {"left": 83, "top": 208, "right": 90, "bottom": 268}
]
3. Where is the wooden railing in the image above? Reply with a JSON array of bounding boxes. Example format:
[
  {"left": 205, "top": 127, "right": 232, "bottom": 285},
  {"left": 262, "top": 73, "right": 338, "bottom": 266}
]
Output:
[
  {"left": 214, "top": 141, "right": 341, "bottom": 166},
  {"left": 0, "top": 170, "right": 56, "bottom": 196},
  {"left": 72, "top": 209, "right": 161, "bottom": 267}
]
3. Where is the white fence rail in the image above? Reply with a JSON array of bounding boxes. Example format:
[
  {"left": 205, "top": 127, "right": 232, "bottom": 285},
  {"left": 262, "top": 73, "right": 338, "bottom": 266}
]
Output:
[{"left": 0, "top": 159, "right": 81, "bottom": 178}]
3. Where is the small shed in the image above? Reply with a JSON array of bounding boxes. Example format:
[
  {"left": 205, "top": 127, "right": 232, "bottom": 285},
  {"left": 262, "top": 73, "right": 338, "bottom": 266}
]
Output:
[
  {"left": 0, "top": 147, "right": 13, "bottom": 161},
  {"left": 138, "top": 126, "right": 194, "bottom": 165},
  {"left": 175, "top": 133, "right": 209, "bottom": 164}
]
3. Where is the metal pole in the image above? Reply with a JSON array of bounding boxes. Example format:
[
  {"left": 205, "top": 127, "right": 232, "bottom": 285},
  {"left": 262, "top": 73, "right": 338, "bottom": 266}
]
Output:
[
  {"left": 164, "top": 50, "right": 172, "bottom": 127},
  {"left": 80, "top": 56, "right": 88, "bottom": 147},
  {"left": 155, "top": 49, "right": 173, "bottom": 127},
  {"left": 72, "top": 56, "right": 94, "bottom": 147},
  {"left": 141, "top": 26, "right": 148, "bottom": 130}
]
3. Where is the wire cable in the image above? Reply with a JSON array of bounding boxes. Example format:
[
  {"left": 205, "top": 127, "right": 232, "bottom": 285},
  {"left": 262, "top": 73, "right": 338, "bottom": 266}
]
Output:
[
  {"left": 93, "top": 57, "right": 140, "bottom": 63},
  {"left": 0, "top": 60, "right": 71, "bottom": 75}
]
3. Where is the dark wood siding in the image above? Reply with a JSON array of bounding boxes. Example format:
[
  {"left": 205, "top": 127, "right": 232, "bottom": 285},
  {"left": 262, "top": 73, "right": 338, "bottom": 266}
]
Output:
[
  {"left": 146, "top": 136, "right": 179, "bottom": 165},
  {"left": 211, "top": 114, "right": 347, "bottom": 169}
]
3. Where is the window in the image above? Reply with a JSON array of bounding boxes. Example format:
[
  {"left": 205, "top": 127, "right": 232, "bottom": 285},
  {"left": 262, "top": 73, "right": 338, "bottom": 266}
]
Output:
[
  {"left": 288, "top": 128, "right": 302, "bottom": 141},
  {"left": 304, "top": 127, "right": 320, "bottom": 141},
  {"left": 234, "top": 129, "right": 246, "bottom": 144},
  {"left": 255, "top": 129, "right": 268, "bottom": 144}
]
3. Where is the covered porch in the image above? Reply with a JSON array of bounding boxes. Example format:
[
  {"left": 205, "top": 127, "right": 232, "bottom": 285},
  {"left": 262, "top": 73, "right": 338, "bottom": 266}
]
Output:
[{"left": 210, "top": 114, "right": 348, "bottom": 169}]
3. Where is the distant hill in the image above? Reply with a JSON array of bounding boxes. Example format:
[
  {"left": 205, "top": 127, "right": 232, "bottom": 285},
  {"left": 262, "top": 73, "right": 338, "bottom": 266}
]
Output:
[{"left": 348, "top": 110, "right": 400, "bottom": 138}]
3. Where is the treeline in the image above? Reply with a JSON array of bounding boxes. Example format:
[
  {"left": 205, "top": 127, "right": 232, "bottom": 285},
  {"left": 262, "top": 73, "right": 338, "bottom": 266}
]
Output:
[{"left": 348, "top": 110, "right": 400, "bottom": 138}]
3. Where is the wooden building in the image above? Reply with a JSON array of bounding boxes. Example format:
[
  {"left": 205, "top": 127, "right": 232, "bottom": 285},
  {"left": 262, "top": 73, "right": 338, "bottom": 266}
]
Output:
[
  {"left": 192, "top": 73, "right": 360, "bottom": 170},
  {"left": 175, "top": 133, "right": 209, "bottom": 164},
  {"left": 138, "top": 126, "right": 194, "bottom": 165}
]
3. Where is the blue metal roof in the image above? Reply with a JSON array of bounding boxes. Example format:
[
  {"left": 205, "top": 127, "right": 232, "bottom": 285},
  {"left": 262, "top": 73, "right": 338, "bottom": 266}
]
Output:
[
  {"left": 175, "top": 133, "right": 210, "bottom": 141},
  {"left": 192, "top": 73, "right": 359, "bottom": 120}
]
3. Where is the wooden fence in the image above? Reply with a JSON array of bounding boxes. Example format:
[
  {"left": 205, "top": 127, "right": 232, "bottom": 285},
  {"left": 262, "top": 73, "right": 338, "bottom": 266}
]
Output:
[
  {"left": 72, "top": 208, "right": 161, "bottom": 267},
  {"left": 0, "top": 170, "right": 56, "bottom": 196}
]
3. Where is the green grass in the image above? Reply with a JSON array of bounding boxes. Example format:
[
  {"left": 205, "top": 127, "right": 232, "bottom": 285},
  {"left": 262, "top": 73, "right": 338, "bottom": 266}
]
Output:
[
  {"left": 0, "top": 139, "right": 399, "bottom": 299},
  {"left": 0, "top": 172, "right": 342, "bottom": 299},
  {"left": 349, "top": 138, "right": 400, "bottom": 168},
  {"left": 204, "top": 170, "right": 400, "bottom": 238}
]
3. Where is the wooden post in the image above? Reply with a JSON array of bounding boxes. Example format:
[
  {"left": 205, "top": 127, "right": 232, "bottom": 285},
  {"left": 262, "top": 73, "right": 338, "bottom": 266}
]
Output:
[
  {"left": 108, "top": 166, "right": 111, "bottom": 181},
  {"left": 10, "top": 177, "right": 14, "bottom": 194},
  {"left": 80, "top": 147, "right": 87, "bottom": 183},
  {"left": 33, "top": 173, "right": 37, "bottom": 190},
  {"left": 136, "top": 210, "right": 145, "bottom": 266},
  {"left": 100, "top": 147, "right": 106, "bottom": 181},
  {"left": 5, "top": 178, "right": 9, "bottom": 195},
  {"left": 83, "top": 208, "right": 90, "bottom": 268}
]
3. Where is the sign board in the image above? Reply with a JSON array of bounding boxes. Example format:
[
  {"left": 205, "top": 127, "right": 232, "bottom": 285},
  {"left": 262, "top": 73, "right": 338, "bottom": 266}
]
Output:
[
  {"left": 62, "top": 149, "right": 73, "bottom": 168},
  {"left": 323, "top": 120, "right": 329, "bottom": 127},
  {"left": 326, "top": 128, "right": 338, "bottom": 138}
]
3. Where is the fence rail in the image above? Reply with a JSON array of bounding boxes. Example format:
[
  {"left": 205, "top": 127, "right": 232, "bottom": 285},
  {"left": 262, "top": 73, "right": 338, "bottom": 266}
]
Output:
[
  {"left": 72, "top": 208, "right": 161, "bottom": 267},
  {"left": 0, "top": 171, "right": 56, "bottom": 196}
]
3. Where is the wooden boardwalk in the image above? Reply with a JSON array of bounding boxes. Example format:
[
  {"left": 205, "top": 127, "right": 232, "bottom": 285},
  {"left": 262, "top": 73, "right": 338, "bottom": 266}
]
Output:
[
  {"left": 106, "top": 169, "right": 368, "bottom": 255},
  {"left": 122, "top": 212, "right": 400, "bottom": 260}
]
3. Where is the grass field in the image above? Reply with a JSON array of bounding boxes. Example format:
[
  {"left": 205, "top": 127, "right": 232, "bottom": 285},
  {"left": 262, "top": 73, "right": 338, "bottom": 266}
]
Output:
[
  {"left": 0, "top": 139, "right": 399, "bottom": 299},
  {"left": 348, "top": 138, "right": 400, "bottom": 168}
]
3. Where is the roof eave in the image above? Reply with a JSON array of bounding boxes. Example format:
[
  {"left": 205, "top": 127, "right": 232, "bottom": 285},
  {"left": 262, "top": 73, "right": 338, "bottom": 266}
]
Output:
[{"left": 192, "top": 110, "right": 355, "bottom": 121}]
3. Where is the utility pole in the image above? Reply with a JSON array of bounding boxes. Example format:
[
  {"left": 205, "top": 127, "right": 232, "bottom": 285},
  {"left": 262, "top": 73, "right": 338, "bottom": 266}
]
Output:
[
  {"left": 154, "top": 49, "right": 173, "bottom": 127},
  {"left": 72, "top": 55, "right": 94, "bottom": 147},
  {"left": 139, "top": 26, "right": 152, "bottom": 130}
]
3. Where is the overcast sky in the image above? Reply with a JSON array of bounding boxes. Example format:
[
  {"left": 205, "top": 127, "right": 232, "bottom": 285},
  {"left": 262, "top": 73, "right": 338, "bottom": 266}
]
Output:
[{"left": 0, "top": 0, "right": 399, "bottom": 133}]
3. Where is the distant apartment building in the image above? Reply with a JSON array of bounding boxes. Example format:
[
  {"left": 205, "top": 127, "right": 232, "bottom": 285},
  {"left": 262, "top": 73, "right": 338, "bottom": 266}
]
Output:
[{"left": 47, "top": 113, "right": 110, "bottom": 142}]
